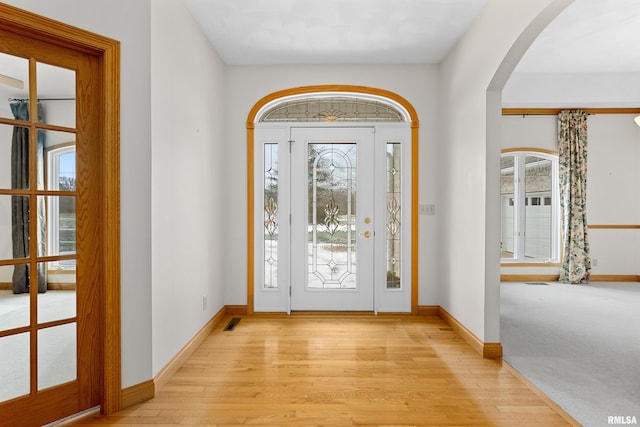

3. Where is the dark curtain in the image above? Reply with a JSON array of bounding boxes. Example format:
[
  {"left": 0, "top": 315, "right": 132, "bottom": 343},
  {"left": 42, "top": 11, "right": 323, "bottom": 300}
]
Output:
[{"left": 10, "top": 101, "right": 47, "bottom": 294}]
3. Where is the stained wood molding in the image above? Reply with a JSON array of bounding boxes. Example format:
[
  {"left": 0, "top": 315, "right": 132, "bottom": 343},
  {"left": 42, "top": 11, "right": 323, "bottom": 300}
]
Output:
[
  {"left": 503, "top": 108, "right": 640, "bottom": 116},
  {"left": 226, "top": 305, "right": 249, "bottom": 316},
  {"left": 501, "top": 275, "right": 560, "bottom": 282},
  {"left": 502, "top": 147, "right": 558, "bottom": 156},
  {"left": 417, "top": 305, "right": 439, "bottom": 317},
  {"left": 120, "top": 380, "right": 154, "bottom": 410},
  {"left": 437, "top": 307, "right": 503, "bottom": 359},
  {"left": 589, "top": 225, "right": 640, "bottom": 229},
  {"left": 0, "top": 283, "right": 78, "bottom": 291},
  {"left": 501, "top": 263, "right": 561, "bottom": 267},
  {"left": 589, "top": 275, "right": 640, "bottom": 282},
  {"left": 153, "top": 306, "right": 228, "bottom": 393},
  {"left": 483, "top": 343, "right": 504, "bottom": 359},
  {"left": 502, "top": 274, "right": 640, "bottom": 282},
  {"left": 121, "top": 306, "right": 232, "bottom": 410}
]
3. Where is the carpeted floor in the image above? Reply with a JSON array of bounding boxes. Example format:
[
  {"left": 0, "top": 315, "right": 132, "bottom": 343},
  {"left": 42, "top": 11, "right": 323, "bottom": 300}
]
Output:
[{"left": 501, "top": 282, "right": 640, "bottom": 427}]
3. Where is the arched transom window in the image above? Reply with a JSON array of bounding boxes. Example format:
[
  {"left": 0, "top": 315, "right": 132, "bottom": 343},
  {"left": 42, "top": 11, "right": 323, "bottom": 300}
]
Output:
[{"left": 258, "top": 95, "right": 408, "bottom": 123}]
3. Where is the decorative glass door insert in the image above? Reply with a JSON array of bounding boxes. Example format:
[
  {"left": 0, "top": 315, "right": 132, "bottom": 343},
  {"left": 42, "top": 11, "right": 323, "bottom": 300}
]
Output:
[
  {"left": 386, "top": 143, "right": 401, "bottom": 289},
  {"left": 263, "top": 143, "right": 279, "bottom": 289},
  {"left": 308, "top": 143, "right": 357, "bottom": 289}
]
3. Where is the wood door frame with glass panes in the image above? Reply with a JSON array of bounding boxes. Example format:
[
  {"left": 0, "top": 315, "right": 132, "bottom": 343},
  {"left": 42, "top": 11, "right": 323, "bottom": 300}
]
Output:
[
  {"left": 0, "top": 4, "right": 121, "bottom": 425},
  {"left": 248, "top": 86, "right": 418, "bottom": 314}
]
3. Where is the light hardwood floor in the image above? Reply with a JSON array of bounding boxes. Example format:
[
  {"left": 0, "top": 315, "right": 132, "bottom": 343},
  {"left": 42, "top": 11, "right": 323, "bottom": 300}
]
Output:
[{"left": 62, "top": 314, "right": 577, "bottom": 426}]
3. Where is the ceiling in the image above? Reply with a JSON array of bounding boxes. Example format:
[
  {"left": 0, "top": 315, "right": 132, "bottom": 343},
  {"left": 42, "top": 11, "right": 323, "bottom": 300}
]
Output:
[
  {"left": 185, "top": 0, "right": 489, "bottom": 64},
  {"left": 515, "top": 0, "right": 640, "bottom": 73},
  {"left": 2, "top": 0, "right": 639, "bottom": 100},
  {"left": 186, "top": 0, "right": 640, "bottom": 73}
]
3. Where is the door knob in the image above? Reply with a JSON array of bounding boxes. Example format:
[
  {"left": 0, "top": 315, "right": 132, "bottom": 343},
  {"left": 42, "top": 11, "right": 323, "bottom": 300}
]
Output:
[{"left": 360, "top": 230, "right": 371, "bottom": 238}]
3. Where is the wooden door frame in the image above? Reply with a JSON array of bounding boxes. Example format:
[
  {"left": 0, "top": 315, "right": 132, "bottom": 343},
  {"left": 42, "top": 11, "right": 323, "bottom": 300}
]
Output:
[
  {"left": 247, "top": 85, "right": 419, "bottom": 315},
  {"left": 0, "top": 4, "right": 122, "bottom": 415}
]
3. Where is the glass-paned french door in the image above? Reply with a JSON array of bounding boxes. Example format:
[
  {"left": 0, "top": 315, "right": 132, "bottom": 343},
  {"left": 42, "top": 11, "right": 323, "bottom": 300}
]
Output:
[
  {"left": 0, "top": 24, "right": 103, "bottom": 426},
  {"left": 254, "top": 125, "right": 411, "bottom": 313}
]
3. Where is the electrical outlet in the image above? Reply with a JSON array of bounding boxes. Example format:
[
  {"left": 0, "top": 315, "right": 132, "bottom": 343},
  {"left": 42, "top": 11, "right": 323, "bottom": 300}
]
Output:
[
  {"left": 592, "top": 258, "right": 598, "bottom": 267},
  {"left": 202, "top": 296, "right": 208, "bottom": 311}
]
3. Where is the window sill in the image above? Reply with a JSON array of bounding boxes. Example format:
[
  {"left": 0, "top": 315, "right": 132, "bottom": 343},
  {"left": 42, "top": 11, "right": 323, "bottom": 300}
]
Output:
[{"left": 501, "top": 261, "right": 560, "bottom": 267}]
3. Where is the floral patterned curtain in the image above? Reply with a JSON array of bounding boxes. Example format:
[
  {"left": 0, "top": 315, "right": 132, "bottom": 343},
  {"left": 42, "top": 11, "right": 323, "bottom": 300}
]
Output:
[{"left": 558, "top": 110, "right": 590, "bottom": 284}]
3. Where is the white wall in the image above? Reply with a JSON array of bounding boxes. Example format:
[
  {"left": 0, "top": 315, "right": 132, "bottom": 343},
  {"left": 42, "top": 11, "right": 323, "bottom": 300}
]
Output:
[
  {"left": 150, "top": 0, "right": 226, "bottom": 377},
  {"left": 438, "top": 0, "right": 572, "bottom": 342},
  {"left": 222, "top": 64, "right": 441, "bottom": 307},
  {"left": 504, "top": 72, "right": 640, "bottom": 108},
  {"left": 3, "top": 0, "right": 154, "bottom": 388}
]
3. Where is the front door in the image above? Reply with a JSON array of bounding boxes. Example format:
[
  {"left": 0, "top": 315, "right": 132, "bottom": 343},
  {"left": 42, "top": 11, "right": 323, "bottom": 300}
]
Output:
[
  {"left": 254, "top": 123, "right": 412, "bottom": 313},
  {"left": 291, "top": 127, "right": 375, "bottom": 310}
]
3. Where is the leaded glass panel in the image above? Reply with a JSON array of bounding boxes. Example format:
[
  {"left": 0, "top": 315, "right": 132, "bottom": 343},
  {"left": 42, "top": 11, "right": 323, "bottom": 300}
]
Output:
[
  {"left": 264, "top": 144, "right": 278, "bottom": 289},
  {"left": 386, "top": 143, "right": 401, "bottom": 289},
  {"left": 261, "top": 97, "right": 405, "bottom": 123},
  {"left": 308, "top": 144, "right": 357, "bottom": 289}
]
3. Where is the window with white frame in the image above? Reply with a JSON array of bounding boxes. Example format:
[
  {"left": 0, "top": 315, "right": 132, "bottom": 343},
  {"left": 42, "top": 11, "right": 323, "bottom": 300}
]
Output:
[
  {"left": 501, "top": 150, "right": 559, "bottom": 262},
  {"left": 47, "top": 144, "right": 76, "bottom": 269}
]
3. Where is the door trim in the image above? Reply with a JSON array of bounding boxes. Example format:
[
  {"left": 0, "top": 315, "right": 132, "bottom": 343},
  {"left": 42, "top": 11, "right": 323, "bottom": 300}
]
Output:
[
  {"left": 247, "top": 85, "right": 419, "bottom": 315},
  {"left": 0, "top": 3, "right": 122, "bottom": 415}
]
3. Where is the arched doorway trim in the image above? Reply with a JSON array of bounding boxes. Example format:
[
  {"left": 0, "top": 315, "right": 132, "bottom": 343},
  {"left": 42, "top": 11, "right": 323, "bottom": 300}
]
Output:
[{"left": 246, "top": 85, "right": 419, "bottom": 314}]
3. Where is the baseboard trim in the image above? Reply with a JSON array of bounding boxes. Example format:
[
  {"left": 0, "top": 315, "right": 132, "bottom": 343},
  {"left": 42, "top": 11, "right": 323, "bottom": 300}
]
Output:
[
  {"left": 226, "top": 305, "right": 248, "bottom": 315},
  {"left": 502, "top": 361, "right": 582, "bottom": 427},
  {"left": 153, "top": 305, "right": 228, "bottom": 393},
  {"left": 0, "top": 283, "right": 76, "bottom": 291},
  {"left": 120, "top": 305, "right": 237, "bottom": 410},
  {"left": 120, "top": 379, "right": 154, "bottom": 410},
  {"left": 437, "top": 307, "right": 503, "bottom": 359},
  {"left": 482, "top": 342, "right": 504, "bottom": 359},
  {"left": 416, "top": 305, "right": 439, "bottom": 316},
  {"left": 502, "top": 274, "right": 640, "bottom": 283},
  {"left": 501, "top": 275, "right": 560, "bottom": 282},
  {"left": 590, "top": 275, "right": 640, "bottom": 282}
]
